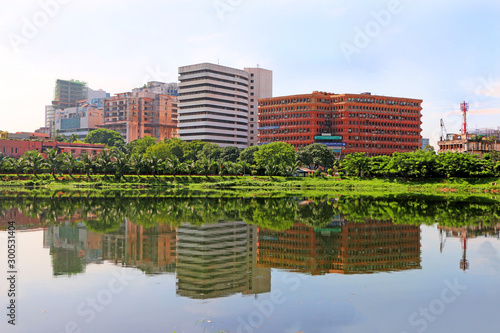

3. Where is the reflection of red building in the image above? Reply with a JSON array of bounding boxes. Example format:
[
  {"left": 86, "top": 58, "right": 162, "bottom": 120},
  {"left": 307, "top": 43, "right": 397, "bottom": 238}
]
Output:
[
  {"left": 0, "top": 208, "right": 45, "bottom": 230},
  {"left": 258, "top": 91, "right": 422, "bottom": 156},
  {"left": 258, "top": 219, "right": 421, "bottom": 275},
  {"left": 102, "top": 220, "right": 177, "bottom": 274}
]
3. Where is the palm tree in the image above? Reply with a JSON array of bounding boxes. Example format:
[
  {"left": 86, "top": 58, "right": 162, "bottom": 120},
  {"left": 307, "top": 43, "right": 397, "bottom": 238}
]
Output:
[
  {"left": 95, "top": 149, "right": 114, "bottom": 179},
  {"left": 23, "top": 150, "right": 47, "bottom": 179},
  {"left": 164, "top": 156, "right": 180, "bottom": 176},
  {"left": 111, "top": 148, "right": 129, "bottom": 180},
  {"left": 46, "top": 148, "right": 61, "bottom": 179},
  {"left": 60, "top": 153, "right": 79, "bottom": 179},
  {"left": 7, "top": 157, "right": 27, "bottom": 178},
  {"left": 68, "top": 134, "right": 80, "bottom": 143},
  {"left": 80, "top": 153, "right": 95, "bottom": 180},
  {"left": 145, "top": 154, "right": 162, "bottom": 179},
  {"left": 130, "top": 154, "right": 145, "bottom": 177}
]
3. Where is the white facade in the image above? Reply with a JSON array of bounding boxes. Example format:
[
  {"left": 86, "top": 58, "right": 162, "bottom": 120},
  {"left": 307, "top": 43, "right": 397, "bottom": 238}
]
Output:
[
  {"left": 244, "top": 67, "right": 273, "bottom": 146},
  {"left": 178, "top": 63, "right": 250, "bottom": 149},
  {"left": 45, "top": 105, "right": 56, "bottom": 138}
]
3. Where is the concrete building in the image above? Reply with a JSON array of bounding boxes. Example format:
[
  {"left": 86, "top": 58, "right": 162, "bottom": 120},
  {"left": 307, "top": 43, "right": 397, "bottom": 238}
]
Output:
[
  {"left": 101, "top": 90, "right": 178, "bottom": 143},
  {"left": 438, "top": 133, "right": 500, "bottom": 157},
  {"left": 52, "top": 79, "right": 88, "bottom": 109},
  {"left": 421, "top": 138, "right": 430, "bottom": 150},
  {"left": 178, "top": 63, "right": 250, "bottom": 149},
  {"left": 258, "top": 91, "right": 423, "bottom": 157},
  {"left": 55, "top": 106, "right": 103, "bottom": 139},
  {"left": 45, "top": 105, "right": 56, "bottom": 137},
  {"left": 87, "top": 88, "right": 110, "bottom": 108},
  {"left": 133, "top": 81, "right": 179, "bottom": 96},
  {"left": 244, "top": 68, "right": 273, "bottom": 146}
]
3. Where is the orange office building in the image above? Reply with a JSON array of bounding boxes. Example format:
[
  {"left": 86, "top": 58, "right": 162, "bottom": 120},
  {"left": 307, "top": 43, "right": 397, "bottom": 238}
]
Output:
[{"left": 258, "top": 91, "right": 422, "bottom": 157}]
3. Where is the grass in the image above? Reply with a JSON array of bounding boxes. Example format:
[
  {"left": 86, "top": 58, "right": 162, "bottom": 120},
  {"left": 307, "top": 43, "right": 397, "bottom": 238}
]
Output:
[{"left": 1, "top": 173, "right": 499, "bottom": 199}]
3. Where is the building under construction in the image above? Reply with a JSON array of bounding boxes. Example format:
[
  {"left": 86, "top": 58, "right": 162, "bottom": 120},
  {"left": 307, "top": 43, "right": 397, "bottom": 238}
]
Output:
[
  {"left": 438, "top": 102, "right": 499, "bottom": 157},
  {"left": 101, "top": 87, "right": 178, "bottom": 143}
]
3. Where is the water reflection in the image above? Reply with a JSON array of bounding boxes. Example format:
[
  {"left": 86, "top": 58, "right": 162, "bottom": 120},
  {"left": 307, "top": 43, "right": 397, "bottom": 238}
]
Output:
[
  {"left": 258, "top": 219, "right": 421, "bottom": 275},
  {"left": 1, "top": 194, "right": 500, "bottom": 297}
]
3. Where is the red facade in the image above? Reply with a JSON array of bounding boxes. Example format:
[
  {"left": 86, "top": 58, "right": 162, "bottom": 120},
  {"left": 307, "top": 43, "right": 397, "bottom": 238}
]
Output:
[{"left": 258, "top": 91, "right": 422, "bottom": 156}]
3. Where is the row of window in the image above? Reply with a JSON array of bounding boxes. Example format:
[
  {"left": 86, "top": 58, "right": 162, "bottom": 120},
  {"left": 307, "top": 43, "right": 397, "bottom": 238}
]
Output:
[
  {"left": 179, "top": 118, "right": 247, "bottom": 126},
  {"left": 179, "top": 89, "right": 248, "bottom": 101},
  {"left": 179, "top": 96, "right": 248, "bottom": 107}
]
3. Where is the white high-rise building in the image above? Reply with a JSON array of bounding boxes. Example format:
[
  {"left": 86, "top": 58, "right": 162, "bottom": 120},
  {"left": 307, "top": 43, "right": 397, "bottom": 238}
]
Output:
[
  {"left": 178, "top": 63, "right": 250, "bottom": 149},
  {"left": 244, "top": 67, "right": 273, "bottom": 146}
]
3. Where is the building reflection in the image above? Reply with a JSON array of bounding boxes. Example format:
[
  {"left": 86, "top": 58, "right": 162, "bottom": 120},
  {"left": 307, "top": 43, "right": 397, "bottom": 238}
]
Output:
[
  {"left": 31, "top": 216, "right": 420, "bottom": 294},
  {"left": 257, "top": 218, "right": 421, "bottom": 275},
  {"left": 101, "top": 220, "right": 177, "bottom": 274},
  {"left": 176, "top": 221, "right": 271, "bottom": 299},
  {"left": 438, "top": 223, "right": 500, "bottom": 271}
]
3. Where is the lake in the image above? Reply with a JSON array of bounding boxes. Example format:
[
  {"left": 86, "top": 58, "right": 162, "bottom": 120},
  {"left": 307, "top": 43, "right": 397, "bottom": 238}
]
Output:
[{"left": 1, "top": 193, "right": 499, "bottom": 333}]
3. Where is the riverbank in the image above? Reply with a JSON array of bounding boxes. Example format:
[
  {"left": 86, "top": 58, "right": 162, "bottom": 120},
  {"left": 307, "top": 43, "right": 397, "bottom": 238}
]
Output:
[{"left": 1, "top": 174, "right": 499, "bottom": 198}]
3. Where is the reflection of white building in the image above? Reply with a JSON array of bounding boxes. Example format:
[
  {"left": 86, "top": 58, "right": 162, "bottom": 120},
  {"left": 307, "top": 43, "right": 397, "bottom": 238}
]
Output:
[
  {"left": 176, "top": 221, "right": 270, "bottom": 299},
  {"left": 55, "top": 107, "right": 103, "bottom": 139}
]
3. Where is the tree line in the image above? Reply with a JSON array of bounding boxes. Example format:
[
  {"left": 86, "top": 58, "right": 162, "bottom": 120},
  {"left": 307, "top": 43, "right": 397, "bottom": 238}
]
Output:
[
  {"left": 2, "top": 194, "right": 499, "bottom": 232},
  {"left": 1, "top": 128, "right": 499, "bottom": 179}
]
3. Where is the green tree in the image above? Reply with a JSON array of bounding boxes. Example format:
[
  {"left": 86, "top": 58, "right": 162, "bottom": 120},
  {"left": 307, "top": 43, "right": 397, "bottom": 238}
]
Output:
[
  {"left": 340, "top": 152, "right": 370, "bottom": 178},
  {"left": 23, "top": 150, "right": 47, "bottom": 179},
  {"left": 129, "top": 136, "right": 157, "bottom": 156},
  {"left": 60, "top": 153, "right": 81, "bottom": 179},
  {"left": 68, "top": 134, "right": 80, "bottom": 143},
  {"left": 46, "top": 148, "right": 62, "bottom": 179},
  {"left": 145, "top": 141, "right": 173, "bottom": 161},
  {"left": 238, "top": 145, "right": 259, "bottom": 166},
  {"left": 220, "top": 146, "right": 241, "bottom": 163},
  {"left": 254, "top": 142, "right": 296, "bottom": 176},
  {"left": 84, "top": 129, "right": 125, "bottom": 148},
  {"left": 297, "top": 143, "right": 335, "bottom": 169},
  {"left": 197, "top": 143, "right": 222, "bottom": 161}
]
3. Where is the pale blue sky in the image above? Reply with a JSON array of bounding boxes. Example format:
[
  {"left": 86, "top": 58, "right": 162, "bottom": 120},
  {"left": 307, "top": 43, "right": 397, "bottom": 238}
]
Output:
[{"left": 1, "top": 0, "right": 499, "bottom": 146}]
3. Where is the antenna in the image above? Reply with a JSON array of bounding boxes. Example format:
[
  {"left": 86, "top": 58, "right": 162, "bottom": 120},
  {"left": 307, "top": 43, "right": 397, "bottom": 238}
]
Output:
[
  {"left": 460, "top": 101, "right": 469, "bottom": 136},
  {"left": 440, "top": 119, "right": 448, "bottom": 141}
]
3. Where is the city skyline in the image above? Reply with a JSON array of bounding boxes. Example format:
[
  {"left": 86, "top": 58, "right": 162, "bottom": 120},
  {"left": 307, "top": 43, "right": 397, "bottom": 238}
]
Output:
[{"left": 1, "top": 0, "right": 499, "bottom": 147}]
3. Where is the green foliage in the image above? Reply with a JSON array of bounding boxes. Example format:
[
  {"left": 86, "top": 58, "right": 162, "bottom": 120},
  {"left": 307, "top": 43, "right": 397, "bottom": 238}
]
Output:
[
  {"left": 238, "top": 145, "right": 259, "bottom": 166},
  {"left": 129, "top": 136, "right": 157, "bottom": 156},
  {"left": 297, "top": 143, "right": 336, "bottom": 169},
  {"left": 84, "top": 129, "right": 125, "bottom": 148},
  {"left": 340, "top": 152, "right": 369, "bottom": 177},
  {"left": 220, "top": 146, "right": 241, "bottom": 163},
  {"left": 197, "top": 143, "right": 222, "bottom": 161},
  {"left": 254, "top": 142, "right": 296, "bottom": 176}
]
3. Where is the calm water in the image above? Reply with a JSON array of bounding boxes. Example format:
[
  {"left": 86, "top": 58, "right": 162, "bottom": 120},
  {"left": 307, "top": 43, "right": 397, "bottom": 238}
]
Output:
[{"left": 1, "top": 194, "right": 499, "bottom": 333}]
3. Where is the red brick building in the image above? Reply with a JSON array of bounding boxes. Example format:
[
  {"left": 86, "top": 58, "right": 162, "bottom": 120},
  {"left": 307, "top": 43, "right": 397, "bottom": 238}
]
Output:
[
  {"left": 0, "top": 139, "right": 105, "bottom": 159},
  {"left": 258, "top": 91, "right": 422, "bottom": 157}
]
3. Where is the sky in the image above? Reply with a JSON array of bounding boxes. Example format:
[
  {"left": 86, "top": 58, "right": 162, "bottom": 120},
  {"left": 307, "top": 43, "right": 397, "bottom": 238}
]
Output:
[{"left": 0, "top": 0, "right": 499, "bottom": 147}]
